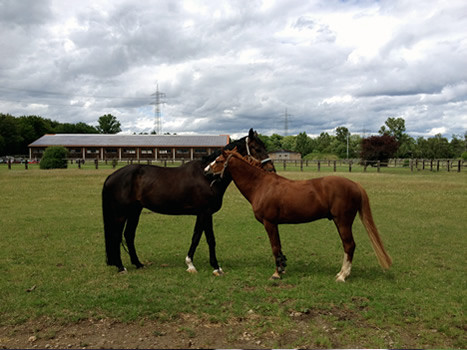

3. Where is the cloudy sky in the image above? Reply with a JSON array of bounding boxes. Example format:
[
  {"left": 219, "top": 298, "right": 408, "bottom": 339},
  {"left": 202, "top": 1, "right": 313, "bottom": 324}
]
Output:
[{"left": 1, "top": 0, "right": 466, "bottom": 139}]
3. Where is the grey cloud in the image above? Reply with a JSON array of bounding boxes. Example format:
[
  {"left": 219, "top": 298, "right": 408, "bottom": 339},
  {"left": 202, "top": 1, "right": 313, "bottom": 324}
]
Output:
[{"left": 0, "top": 0, "right": 466, "bottom": 138}]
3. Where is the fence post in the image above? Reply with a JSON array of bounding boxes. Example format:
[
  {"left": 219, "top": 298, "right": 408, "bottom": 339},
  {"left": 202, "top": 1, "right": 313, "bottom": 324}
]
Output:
[
  {"left": 283, "top": 160, "right": 286, "bottom": 171},
  {"left": 410, "top": 159, "right": 414, "bottom": 172},
  {"left": 300, "top": 160, "right": 303, "bottom": 171},
  {"left": 349, "top": 160, "right": 352, "bottom": 172},
  {"left": 430, "top": 160, "right": 433, "bottom": 171},
  {"left": 447, "top": 160, "right": 450, "bottom": 172},
  {"left": 25, "top": 160, "right": 28, "bottom": 170},
  {"left": 333, "top": 160, "right": 336, "bottom": 172},
  {"left": 317, "top": 160, "right": 320, "bottom": 172},
  {"left": 112, "top": 159, "right": 117, "bottom": 169},
  {"left": 164, "top": 160, "right": 167, "bottom": 167},
  {"left": 458, "top": 160, "right": 462, "bottom": 172},
  {"left": 363, "top": 160, "right": 367, "bottom": 172},
  {"left": 422, "top": 159, "right": 425, "bottom": 170},
  {"left": 94, "top": 158, "right": 98, "bottom": 169},
  {"left": 377, "top": 161, "right": 381, "bottom": 172}
]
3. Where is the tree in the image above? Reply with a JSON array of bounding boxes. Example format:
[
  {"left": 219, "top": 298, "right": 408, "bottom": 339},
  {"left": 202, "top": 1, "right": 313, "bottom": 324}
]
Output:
[
  {"left": 295, "top": 132, "right": 313, "bottom": 156},
  {"left": 0, "top": 113, "right": 23, "bottom": 155},
  {"left": 281, "top": 135, "right": 296, "bottom": 151},
  {"left": 379, "top": 117, "right": 406, "bottom": 142},
  {"left": 360, "top": 134, "right": 398, "bottom": 165},
  {"left": 315, "top": 132, "right": 332, "bottom": 153},
  {"left": 97, "top": 114, "right": 121, "bottom": 134},
  {"left": 335, "top": 126, "right": 349, "bottom": 144},
  {"left": 379, "top": 117, "right": 411, "bottom": 158}
]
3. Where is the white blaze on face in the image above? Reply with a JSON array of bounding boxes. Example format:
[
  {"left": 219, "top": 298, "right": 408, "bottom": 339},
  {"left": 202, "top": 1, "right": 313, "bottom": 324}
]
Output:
[{"left": 204, "top": 160, "right": 215, "bottom": 173}]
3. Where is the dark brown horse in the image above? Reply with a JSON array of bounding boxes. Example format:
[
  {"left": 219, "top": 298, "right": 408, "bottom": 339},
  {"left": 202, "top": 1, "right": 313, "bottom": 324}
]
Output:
[
  {"left": 205, "top": 149, "right": 392, "bottom": 281},
  {"left": 103, "top": 129, "right": 275, "bottom": 274}
]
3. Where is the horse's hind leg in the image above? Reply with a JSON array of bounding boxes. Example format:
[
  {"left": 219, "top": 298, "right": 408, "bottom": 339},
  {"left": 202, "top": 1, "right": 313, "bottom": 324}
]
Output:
[
  {"left": 333, "top": 217, "right": 356, "bottom": 282},
  {"left": 124, "top": 207, "right": 144, "bottom": 269},
  {"left": 105, "top": 217, "right": 126, "bottom": 273}
]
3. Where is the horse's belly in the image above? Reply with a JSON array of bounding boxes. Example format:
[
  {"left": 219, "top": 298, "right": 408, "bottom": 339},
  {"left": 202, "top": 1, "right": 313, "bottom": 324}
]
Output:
[{"left": 271, "top": 203, "right": 329, "bottom": 224}]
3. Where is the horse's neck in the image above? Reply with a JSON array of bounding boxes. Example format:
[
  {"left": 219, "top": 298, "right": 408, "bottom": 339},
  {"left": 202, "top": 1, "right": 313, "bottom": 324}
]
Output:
[{"left": 228, "top": 157, "right": 266, "bottom": 202}]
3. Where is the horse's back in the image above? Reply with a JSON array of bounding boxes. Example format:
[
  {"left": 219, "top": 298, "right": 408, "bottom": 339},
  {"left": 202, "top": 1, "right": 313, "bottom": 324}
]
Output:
[{"left": 103, "top": 162, "right": 219, "bottom": 215}]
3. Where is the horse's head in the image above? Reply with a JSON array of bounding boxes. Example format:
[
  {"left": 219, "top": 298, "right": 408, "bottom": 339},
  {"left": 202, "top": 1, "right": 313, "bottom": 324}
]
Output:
[
  {"left": 204, "top": 147, "right": 267, "bottom": 177},
  {"left": 204, "top": 148, "right": 238, "bottom": 177},
  {"left": 227, "top": 129, "right": 275, "bottom": 172}
]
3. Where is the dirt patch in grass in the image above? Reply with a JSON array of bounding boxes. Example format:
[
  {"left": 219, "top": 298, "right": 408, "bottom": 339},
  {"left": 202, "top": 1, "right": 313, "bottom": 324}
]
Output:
[{"left": 1, "top": 310, "right": 459, "bottom": 349}]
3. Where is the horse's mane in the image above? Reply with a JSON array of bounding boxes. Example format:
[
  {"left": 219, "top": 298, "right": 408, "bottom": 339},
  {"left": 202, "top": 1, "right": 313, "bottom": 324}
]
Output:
[{"left": 224, "top": 149, "right": 267, "bottom": 172}]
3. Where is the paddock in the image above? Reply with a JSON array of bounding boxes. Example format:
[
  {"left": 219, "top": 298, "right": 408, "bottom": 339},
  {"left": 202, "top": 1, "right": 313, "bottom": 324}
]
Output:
[{"left": 0, "top": 166, "right": 465, "bottom": 348}]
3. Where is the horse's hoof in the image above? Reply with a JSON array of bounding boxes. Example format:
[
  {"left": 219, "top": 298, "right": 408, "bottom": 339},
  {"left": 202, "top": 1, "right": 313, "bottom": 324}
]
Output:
[
  {"left": 213, "top": 268, "right": 224, "bottom": 276},
  {"left": 186, "top": 267, "right": 198, "bottom": 274},
  {"left": 270, "top": 272, "right": 281, "bottom": 280},
  {"left": 335, "top": 275, "right": 346, "bottom": 283}
]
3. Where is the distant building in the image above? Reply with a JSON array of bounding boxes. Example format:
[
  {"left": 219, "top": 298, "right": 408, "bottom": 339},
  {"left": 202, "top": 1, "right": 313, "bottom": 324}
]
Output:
[
  {"left": 28, "top": 134, "right": 230, "bottom": 161},
  {"left": 269, "top": 149, "right": 302, "bottom": 161}
]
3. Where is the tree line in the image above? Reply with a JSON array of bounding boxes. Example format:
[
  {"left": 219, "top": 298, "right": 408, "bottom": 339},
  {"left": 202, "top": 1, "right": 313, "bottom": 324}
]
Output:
[
  {"left": 0, "top": 113, "right": 121, "bottom": 155},
  {"left": 1, "top": 113, "right": 466, "bottom": 160},
  {"left": 259, "top": 117, "right": 466, "bottom": 161}
]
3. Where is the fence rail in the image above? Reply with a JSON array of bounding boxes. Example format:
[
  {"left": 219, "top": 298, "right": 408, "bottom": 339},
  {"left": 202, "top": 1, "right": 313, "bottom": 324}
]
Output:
[
  {"left": 273, "top": 158, "right": 465, "bottom": 173},
  {"left": 2, "top": 157, "right": 466, "bottom": 173}
]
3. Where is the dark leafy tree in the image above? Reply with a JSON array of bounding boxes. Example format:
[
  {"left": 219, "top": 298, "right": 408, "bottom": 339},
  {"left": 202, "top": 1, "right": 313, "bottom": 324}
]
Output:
[
  {"left": 0, "top": 113, "right": 23, "bottom": 155},
  {"left": 360, "top": 134, "right": 399, "bottom": 165}
]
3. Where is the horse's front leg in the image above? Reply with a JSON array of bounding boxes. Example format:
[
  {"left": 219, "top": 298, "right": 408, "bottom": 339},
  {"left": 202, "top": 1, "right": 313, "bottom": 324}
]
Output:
[
  {"left": 186, "top": 215, "right": 204, "bottom": 274},
  {"left": 203, "top": 214, "right": 223, "bottom": 276},
  {"left": 263, "top": 220, "right": 285, "bottom": 279}
]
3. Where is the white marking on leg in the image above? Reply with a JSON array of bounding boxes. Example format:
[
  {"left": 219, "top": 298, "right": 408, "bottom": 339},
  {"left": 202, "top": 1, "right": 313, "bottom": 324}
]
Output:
[
  {"left": 185, "top": 256, "right": 198, "bottom": 274},
  {"left": 336, "top": 253, "right": 352, "bottom": 282}
]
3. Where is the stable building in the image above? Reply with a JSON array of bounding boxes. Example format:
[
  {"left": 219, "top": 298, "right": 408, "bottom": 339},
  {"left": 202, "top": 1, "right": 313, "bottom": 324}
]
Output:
[
  {"left": 268, "top": 149, "right": 302, "bottom": 161},
  {"left": 28, "top": 134, "right": 230, "bottom": 161}
]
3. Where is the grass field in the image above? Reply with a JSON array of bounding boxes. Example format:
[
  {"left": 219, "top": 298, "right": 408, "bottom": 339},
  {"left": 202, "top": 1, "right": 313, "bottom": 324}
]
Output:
[{"left": 0, "top": 164, "right": 466, "bottom": 348}]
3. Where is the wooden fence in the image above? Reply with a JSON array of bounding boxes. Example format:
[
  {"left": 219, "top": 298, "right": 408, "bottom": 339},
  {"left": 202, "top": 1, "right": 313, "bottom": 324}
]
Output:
[
  {"left": 3, "top": 157, "right": 466, "bottom": 173},
  {"left": 276, "top": 158, "right": 465, "bottom": 173}
]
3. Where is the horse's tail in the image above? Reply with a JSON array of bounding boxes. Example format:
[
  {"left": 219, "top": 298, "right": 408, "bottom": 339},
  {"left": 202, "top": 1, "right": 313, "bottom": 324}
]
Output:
[
  {"left": 102, "top": 180, "right": 122, "bottom": 267},
  {"left": 357, "top": 184, "right": 392, "bottom": 269}
]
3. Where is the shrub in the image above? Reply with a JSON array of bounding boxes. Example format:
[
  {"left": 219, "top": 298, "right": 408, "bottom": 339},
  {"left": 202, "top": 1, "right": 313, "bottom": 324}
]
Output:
[
  {"left": 40, "top": 146, "right": 68, "bottom": 169},
  {"left": 461, "top": 152, "right": 467, "bottom": 161}
]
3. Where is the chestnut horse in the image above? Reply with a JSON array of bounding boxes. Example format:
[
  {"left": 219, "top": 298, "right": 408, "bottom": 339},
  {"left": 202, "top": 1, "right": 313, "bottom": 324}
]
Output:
[
  {"left": 205, "top": 149, "right": 392, "bottom": 281},
  {"left": 103, "top": 129, "right": 275, "bottom": 275}
]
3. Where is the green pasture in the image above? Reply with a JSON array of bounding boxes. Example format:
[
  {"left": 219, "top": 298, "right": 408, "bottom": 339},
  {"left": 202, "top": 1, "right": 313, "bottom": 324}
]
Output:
[{"left": 0, "top": 165, "right": 465, "bottom": 348}]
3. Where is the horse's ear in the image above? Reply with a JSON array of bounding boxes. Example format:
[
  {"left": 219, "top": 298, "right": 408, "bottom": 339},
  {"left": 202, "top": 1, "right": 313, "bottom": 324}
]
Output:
[{"left": 249, "top": 128, "right": 254, "bottom": 138}]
